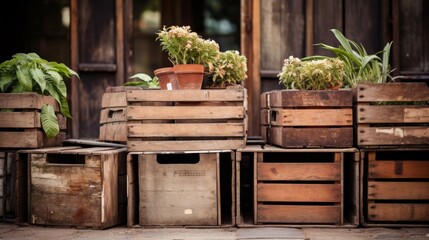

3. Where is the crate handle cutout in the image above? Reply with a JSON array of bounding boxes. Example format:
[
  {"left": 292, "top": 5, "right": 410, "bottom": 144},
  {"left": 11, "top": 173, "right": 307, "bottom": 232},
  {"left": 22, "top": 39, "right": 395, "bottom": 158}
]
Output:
[
  {"left": 271, "top": 110, "right": 279, "bottom": 122},
  {"left": 156, "top": 153, "right": 200, "bottom": 164},
  {"left": 108, "top": 109, "right": 124, "bottom": 118},
  {"left": 46, "top": 154, "right": 85, "bottom": 165}
]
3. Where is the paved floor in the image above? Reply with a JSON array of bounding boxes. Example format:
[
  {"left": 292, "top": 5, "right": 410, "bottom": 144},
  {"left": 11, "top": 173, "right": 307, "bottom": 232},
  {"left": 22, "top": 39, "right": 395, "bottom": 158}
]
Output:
[{"left": 0, "top": 223, "right": 428, "bottom": 240}]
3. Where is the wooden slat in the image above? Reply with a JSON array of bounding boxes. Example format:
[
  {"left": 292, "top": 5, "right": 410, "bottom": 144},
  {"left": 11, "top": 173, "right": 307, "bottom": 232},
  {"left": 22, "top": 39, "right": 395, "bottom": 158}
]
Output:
[
  {"left": 0, "top": 131, "right": 65, "bottom": 148},
  {"left": 127, "top": 89, "right": 245, "bottom": 102},
  {"left": 358, "top": 126, "right": 429, "bottom": 146},
  {"left": 368, "top": 181, "right": 429, "bottom": 200},
  {"left": 101, "top": 92, "right": 127, "bottom": 108},
  {"left": 270, "top": 127, "right": 353, "bottom": 148},
  {"left": 58, "top": 147, "right": 116, "bottom": 154},
  {"left": 99, "top": 124, "right": 127, "bottom": 142},
  {"left": 260, "top": 109, "right": 269, "bottom": 125},
  {"left": 368, "top": 160, "right": 429, "bottom": 179},
  {"left": 257, "top": 205, "right": 341, "bottom": 223},
  {"left": 357, "top": 83, "right": 429, "bottom": 102},
  {"left": 99, "top": 107, "right": 126, "bottom": 124},
  {"left": 127, "top": 106, "right": 244, "bottom": 120},
  {"left": 258, "top": 163, "right": 341, "bottom": 181},
  {"left": 128, "top": 123, "right": 245, "bottom": 137},
  {"left": 0, "top": 93, "right": 59, "bottom": 111},
  {"left": 258, "top": 183, "right": 341, "bottom": 202},
  {"left": 367, "top": 203, "right": 429, "bottom": 221},
  {"left": 269, "top": 90, "right": 353, "bottom": 107},
  {"left": 357, "top": 105, "right": 429, "bottom": 123},
  {"left": 270, "top": 108, "right": 352, "bottom": 126},
  {"left": 0, "top": 112, "right": 40, "bottom": 128},
  {"left": 127, "top": 139, "right": 245, "bottom": 152}
]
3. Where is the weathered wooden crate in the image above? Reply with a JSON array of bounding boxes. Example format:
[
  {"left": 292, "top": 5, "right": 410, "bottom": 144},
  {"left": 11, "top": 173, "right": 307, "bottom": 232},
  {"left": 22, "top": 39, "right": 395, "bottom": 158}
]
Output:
[
  {"left": 19, "top": 146, "right": 127, "bottom": 229},
  {"left": 260, "top": 91, "right": 270, "bottom": 143},
  {"left": 0, "top": 93, "right": 66, "bottom": 149},
  {"left": 236, "top": 145, "right": 359, "bottom": 227},
  {"left": 268, "top": 90, "right": 353, "bottom": 148},
  {"left": 126, "top": 87, "right": 247, "bottom": 151},
  {"left": 355, "top": 83, "right": 429, "bottom": 147},
  {"left": 127, "top": 151, "right": 235, "bottom": 227},
  {"left": 360, "top": 148, "right": 429, "bottom": 227}
]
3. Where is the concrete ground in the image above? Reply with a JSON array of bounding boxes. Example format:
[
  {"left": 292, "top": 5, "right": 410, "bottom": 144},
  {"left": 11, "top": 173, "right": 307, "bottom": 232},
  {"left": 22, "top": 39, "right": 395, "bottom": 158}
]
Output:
[{"left": 0, "top": 223, "right": 428, "bottom": 240}]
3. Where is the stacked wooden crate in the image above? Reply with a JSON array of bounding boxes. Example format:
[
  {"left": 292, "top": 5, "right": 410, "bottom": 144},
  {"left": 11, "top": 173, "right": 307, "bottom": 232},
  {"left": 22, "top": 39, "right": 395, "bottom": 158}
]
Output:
[
  {"left": 19, "top": 146, "right": 127, "bottom": 229},
  {"left": 242, "top": 89, "right": 358, "bottom": 227},
  {"left": 109, "top": 87, "right": 247, "bottom": 227},
  {"left": 356, "top": 82, "right": 429, "bottom": 226},
  {"left": 0, "top": 93, "right": 67, "bottom": 223}
]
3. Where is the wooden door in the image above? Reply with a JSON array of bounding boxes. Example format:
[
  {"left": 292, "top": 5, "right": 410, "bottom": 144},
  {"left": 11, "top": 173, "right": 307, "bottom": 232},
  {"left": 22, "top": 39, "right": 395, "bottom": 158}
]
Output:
[{"left": 70, "top": 0, "right": 131, "bottom": 138}]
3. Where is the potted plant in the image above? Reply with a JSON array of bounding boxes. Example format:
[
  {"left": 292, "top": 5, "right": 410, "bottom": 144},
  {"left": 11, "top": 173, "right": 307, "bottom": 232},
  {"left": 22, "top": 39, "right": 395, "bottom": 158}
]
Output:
[
  {"left": 209, "top": 50, "right": 248, "bottom": 88},
  {"left": 125, "top": 73, "right": 159, "bottom": 89},
  {"left": 155, "top": 25, "right": 219, "bottom": 89},
  {"left": 0, "top": 52, "right": 78, "bottom": 140}
]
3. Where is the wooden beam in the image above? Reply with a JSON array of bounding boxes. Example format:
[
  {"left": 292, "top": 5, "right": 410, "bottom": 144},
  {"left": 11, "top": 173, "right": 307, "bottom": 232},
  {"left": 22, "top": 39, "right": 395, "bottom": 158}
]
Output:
[{"left": 70, "top": 0, "right": 80, "bottom": 138}]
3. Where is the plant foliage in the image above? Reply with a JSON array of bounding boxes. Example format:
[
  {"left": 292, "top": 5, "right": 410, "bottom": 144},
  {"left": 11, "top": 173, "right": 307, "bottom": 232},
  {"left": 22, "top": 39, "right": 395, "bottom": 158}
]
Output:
[
  {"left": 0, "top": 52, "right": 79, "bottom": 138},
  {"left": 212, "top": 50, "right": 247, "bottom": 86},
  {"left": 278, "top": 56, "right": 345, "bottom": 90},
  {"left": 304, "top": 29, "right": 393, "bottom": 88},
  {"left": 125, "top": 73, "right": 160, "bottom": 88}
]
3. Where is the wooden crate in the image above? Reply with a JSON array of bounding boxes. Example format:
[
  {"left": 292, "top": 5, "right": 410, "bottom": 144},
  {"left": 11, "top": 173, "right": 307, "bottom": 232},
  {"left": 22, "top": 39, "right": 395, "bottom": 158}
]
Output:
[
  {"left": 361, "top": 148, "right": 429, "bottom": 226},
  {"left": 127, "top": 151, "right": 235, "bottom": 227},
  {"left": 19, "top": 146, "right": 127, "bottom": 229},
  {"left": 355, "top": 83, "right": 429, "bottom": 147},
  {"left": 126, "top": 87, "right": 247, "bottom": 151},
  {"left": 260, "top": 91, "right": 270, "bottom": 143},
  {"left": 0, "top": 93, "right": 66, "bottom": 149},
  {"left": 268, "top": 90, "right": 353, "bottom": 148},
  {"left": 236, "top": 145, "right": 359, "bottom": 227}
]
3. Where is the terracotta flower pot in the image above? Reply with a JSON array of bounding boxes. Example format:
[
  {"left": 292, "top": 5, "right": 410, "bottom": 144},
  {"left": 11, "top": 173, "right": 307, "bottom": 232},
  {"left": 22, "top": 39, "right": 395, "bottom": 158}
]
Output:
[
  {"left": 173, "top": 64, "right": 204, "bottom": 90},
  {"left": 154, "top": 67, "right": 178, "bottom": 90}
]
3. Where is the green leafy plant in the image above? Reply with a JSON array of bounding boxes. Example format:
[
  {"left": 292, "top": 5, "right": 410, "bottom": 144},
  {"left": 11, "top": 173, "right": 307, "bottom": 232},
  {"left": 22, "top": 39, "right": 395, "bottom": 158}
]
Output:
[
  {"left": 304, "top": 29, "right": 393, "bottom": 88},
  {"left": 156, "top": 25, "right": 220, "bottom": 68},
  {"left": 124, "top": 73, "right": 159, "bottom": 88},
  {"left": 0, "top": 52, "right": 79, "bottom": 138},
  {"left": 211, "top": 50, "right": 248, "bottom": 86},
  {"left": 278, "top": 56, "right": 345, "bottom": 90}
]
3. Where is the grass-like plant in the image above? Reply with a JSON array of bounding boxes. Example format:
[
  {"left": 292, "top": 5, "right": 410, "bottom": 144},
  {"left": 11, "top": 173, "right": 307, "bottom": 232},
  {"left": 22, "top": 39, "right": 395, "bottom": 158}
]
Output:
[
  {"left": 0, "top": 53, "right": 79, "bottom": 138},
  {"left": 304, "top": 29, "right": 393, "bottom": 88}
]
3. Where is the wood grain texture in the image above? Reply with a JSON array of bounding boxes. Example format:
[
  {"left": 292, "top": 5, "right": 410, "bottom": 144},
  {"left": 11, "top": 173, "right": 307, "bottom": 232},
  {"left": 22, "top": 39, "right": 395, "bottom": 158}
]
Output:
[
  {"left": 269, "top": 90, "right": 353, "bottom": 107},
  {"left": 138, "top": 153, "right": 218, "bottom": 226},
  {"left": 257, "top": 205, "right": 341, "bottom": 224},
  {"left": 258, "top": 183, "right": 341, "bottom": 202},
  {"left": 368, "top": 203, "right": 429, "bottom": 222},
  {"left": 258, "top": 162, "right": 341, "bottom": 181},
  {"left": 368, "top": 160, "right": 429, "bottom": 179},
  {"left": 127, "top": 106, "right": 244, "bottom": 120},
  {"left": 127, "top": 140, "right": 245, "bottom": 152},
  {"left": 356, "top": 83, "right": 429, "bottom": 102},
  {"left": 126, "top": 89, "right": 245, "bottom": 102},
  {"left": 357, "top": 105, "right": 429, "bottom": 123},
  {"left": 128, "top": 123, "right": 245, "bottom": 137},
  {"left": 270, "top": 108, "right": 352, "bottom": 126},
  {"left": 358, "top": 126, "right": 429, "bottom": 146},
  {"left": 368, "top": 181, "right": 429, "bottom": 200},
  {"left": 0, "top": 131, "right": 65, "bottom": 149}
]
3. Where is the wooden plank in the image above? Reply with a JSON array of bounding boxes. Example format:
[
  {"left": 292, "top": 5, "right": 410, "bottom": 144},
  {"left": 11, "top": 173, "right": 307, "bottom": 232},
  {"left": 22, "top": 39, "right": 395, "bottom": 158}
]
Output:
[
  {"left": 270, "top": 127, "right": 353, "bottom": 148},
  {"left": 127, "top": 106, "right": 244, "bottom": 120},
  {"left": 260, "top": 109, "right": 269, "bottom": 125},
  {"left": 100, "top": 107, "right": 126, "bottom": 124},
  {"left": 357, "top": 105, "right": 429, "bottom": 123},
  {"left": 127, "top": 139, "right": 245, "bottom": 152},
  {"left": 258, "top": 163, "right": 341, "bottom": 181},
  {"left": 257, "top": 205, "right": 341, "bottom": 223},
  {"left": 367, "top": 203, "right": 429, "bottom": 222},
  {"left": 101, "top": 92, "right": 127, "bottom": 108},
  {"left": 0, "top": 93, "right": 58, "bottom": 111},
  {"left": 368, "top": 160, "right": 429, "bottom": 179},
  {"left": 358, "top": 126, "right": 429, "bottom": 146},
  {"left": 128, "top": 123, "right": 245, "bottom": 137},
  {"left": 258, "top": 183, "right": 341, "bottom": 202},
  {"left": 99, "top": 124, "right": 127, "bottom": 142},
  {"left": 0, "top": 131, "right": 65, "bottom": 149},
  {"left": 368, "top": 181, "right": 429, "bottom": 200},
  {"left": 127, "top": 89, "right": 245, "bottom": 102},
  {"left": 269, "top": 90, "right": 353, "bottom": 107},
  {"left": 270, "top": 108, "right": 352, "bottom": 126},
  {"left": 139, "top": 153, "right": 218, "bottom": 225},
  {"left": 0, "top": 112, "right": 40, "bottom": 128},
  {"left": 357, "top": 83, "right": 429, "bottom": 102},
  {"left": 127, "top": 153, "right": 135, "bottom": 227}
]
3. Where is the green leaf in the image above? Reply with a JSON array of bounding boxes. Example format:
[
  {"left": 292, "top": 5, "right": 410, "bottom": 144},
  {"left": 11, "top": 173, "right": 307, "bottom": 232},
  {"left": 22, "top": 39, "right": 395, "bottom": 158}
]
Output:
[
  {"left": 30, "top": 66, "right": 47, "bottom": 92},
  {"left": 129, "top": 73, "right": 153, "bottom": 82},
  {"left": 124, "top": 81, "right": 149, "bottom": 87},
  {"left": 16, "top": 65, "right": 33, "bottom": 91},
  {"left": 41, "top": 104, "right": 59, "bottom": 138},
  {"left": 0, "top": 73, "right": 16, "bottom": 92},
  {"left": 46, "top": 70, "right": 62, "bottom": 85}
]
